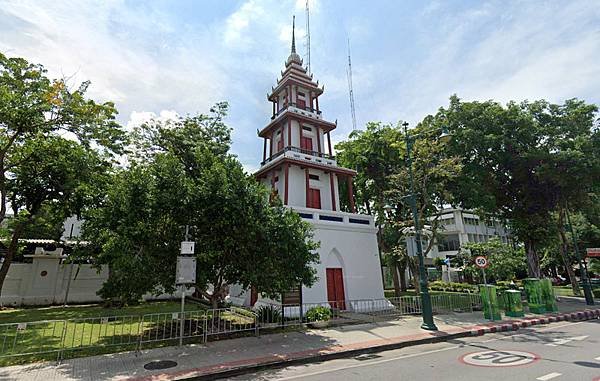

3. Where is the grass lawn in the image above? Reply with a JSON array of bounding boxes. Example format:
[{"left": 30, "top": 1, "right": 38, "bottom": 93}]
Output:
[
  {"left": 0, "top": 300, "right": 206, "bottom": 324},
  {"left": 0, "top": 300, "right": 210, "bottom": 366}
]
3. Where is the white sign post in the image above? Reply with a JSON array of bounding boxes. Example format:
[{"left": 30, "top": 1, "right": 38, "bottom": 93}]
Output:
[
  {"left": 475, "top": 255, "right": 493, "bottom": 321},
  {"left": 177, "top": 232, "right": 196, "bottom": 346}
]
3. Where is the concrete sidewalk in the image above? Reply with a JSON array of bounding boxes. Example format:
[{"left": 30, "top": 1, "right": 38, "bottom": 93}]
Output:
[{"left": 1, "top": 298, "right": 598, "bottom": 381}]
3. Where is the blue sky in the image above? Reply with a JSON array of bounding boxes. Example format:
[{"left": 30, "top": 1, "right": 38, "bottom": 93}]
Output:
[{"left": 1, "top": 0, "right": 599, "bottom": 172}]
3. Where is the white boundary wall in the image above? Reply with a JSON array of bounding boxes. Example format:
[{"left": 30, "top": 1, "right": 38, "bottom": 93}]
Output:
[{"left": 0, "top": 254, "right": 182, "bottom": 307}]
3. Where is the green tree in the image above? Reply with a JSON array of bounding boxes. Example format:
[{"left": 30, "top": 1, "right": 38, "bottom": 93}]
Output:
[
  {"left": 335, "top": 121, "right": 461, "bottom": 295},
  {"left": 456, "top": 238, "right": 527, "bottom": 283},
  {"left": 335, "top": 123, "right": 405, "bottom": 294},
  {"left": 85, "top": 107, "right": 319, "bottom": 307},
  {"left": 441, "top": 96, "right": 600, "bottom": 279},
  {"left": 0, "top": 53, "right": 124, "bottom": 299}
]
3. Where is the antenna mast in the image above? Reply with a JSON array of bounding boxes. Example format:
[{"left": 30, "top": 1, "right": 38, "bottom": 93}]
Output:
[
  {"left": 305, "top": 0, "right": 311, "bottom": 74},
  {"left": 347, "top": 38, "right": 357, "bottom": 131}
]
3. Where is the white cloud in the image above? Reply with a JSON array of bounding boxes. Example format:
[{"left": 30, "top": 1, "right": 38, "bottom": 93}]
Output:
[{"left": 126, "top": 110, "right": 179, "bottom": 131}]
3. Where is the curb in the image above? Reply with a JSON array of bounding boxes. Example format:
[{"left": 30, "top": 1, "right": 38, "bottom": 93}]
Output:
[{"left": 133, "top": 308, "right": 600, "bottom": 381}]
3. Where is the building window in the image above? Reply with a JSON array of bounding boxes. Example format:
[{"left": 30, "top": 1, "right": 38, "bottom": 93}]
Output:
[
  {"left": 464, "top": 217, "right": 479, "bottom": 225},
  {"left": 297, "top": 92, "right": 306, "bottom": 109},
  {"left": 309, "top": 174, "right": 320, "bottom": 181},
  {"left": 438, "top": 234, "right": 460, "bottom": 252},
  {"left": 302, "top": 125, "right": 312, "bottom": 132},
  {"left": 440, "top": 217, "right": 455, "bottom": 226},
  {"left": 301, "top": 136, "right": 313, "bottom": 151},
  {"left": 307, "top": 188, "right": 321, "bottom": 209}
]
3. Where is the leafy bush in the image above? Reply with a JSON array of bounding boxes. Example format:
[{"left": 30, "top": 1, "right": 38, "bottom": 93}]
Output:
[
  {"left": 230, "top": 306, "right": 256, "bottom": 318},
  {"left": 255, "top": 305, "right": 281, "bottom": 323},
  {"left": 429, "top": 281, "right": 478, "bottom": 293},
  {"left": 495, "top": 280, "right": 521, "bottom": 291},
  {"left": 305, "top": 306, "right": 332, "bottom": 322}
]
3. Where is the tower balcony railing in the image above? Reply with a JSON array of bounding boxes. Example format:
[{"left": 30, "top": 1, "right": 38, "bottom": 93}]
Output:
[
  {"left": 261, "top": 146, "right": 335, "bottom": 166},
  {"left": 271, "top": 102, "right": 322, "bottom": 120}
]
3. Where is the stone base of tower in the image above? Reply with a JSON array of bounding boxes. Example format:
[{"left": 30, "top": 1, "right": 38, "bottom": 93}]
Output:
[{"left": 228, "top": 207, "right": 385, "bottom": 310}]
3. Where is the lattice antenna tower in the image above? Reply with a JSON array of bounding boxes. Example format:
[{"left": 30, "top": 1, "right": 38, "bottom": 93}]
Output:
[
  {"left": 305, "top": 0, "right": 311, "bottom": 74},
  {"left": 347, "top": 38, "right": 357, "bottom": 131}
]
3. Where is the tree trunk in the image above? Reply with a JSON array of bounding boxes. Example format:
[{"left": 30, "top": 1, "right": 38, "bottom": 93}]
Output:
[
  {"left": 525, "top": 239, "right": 541, "bottom": 278},
  {"left": 557, "top": 207, "right": 581, "bottom": 296},
  {"left": 0, "top": 223, "right": 26, "bottom": 303},
  {"left": 398, "top": 263, "right": 407, "bottom": 292},
  {"left": 391, "top": 263, "right": 401, "bottom": 297},
  {"left": 408, "top": 258, "right": 420, "bottom": 293}
]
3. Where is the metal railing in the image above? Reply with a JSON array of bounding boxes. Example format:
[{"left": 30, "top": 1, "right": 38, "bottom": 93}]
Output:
[
  {"left": 261, "top": 146, "right": 336, "bottom": 166},
  {"left": 0, "top": 293, "right": 483, "bottom": 362},
  {"left": 271, "top": 103, "right": 323, "bottom": 120}
]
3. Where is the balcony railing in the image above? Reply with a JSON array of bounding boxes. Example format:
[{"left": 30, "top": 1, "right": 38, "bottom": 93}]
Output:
[
  {"left": 271, "top": 103, "right": 322, "bottom": 120},
  {"left": 261, "top": 146, "right": 335, "bottom": 166}
]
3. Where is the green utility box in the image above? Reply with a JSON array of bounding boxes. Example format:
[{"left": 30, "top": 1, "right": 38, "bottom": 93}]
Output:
[
  {"left": 523, "top": 278, "right": 546, "bottom": 314},
  {"left": 503, "top": 290, "right": 525, "bottom": 317},
  {"left": 480, "top": 284, "right": 501, "bottom": 320},
  {"left": 540, "top": 278, "right": 558, "bottom": 312}
]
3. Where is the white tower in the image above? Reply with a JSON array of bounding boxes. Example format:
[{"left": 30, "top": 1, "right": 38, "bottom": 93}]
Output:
[{"left": 253, "top": 19, "right": 385, "bottom": 307}]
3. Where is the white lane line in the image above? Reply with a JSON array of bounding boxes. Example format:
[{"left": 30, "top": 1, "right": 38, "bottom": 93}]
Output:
[
  {"left": 595, "top": 356, "right": 600, "bottom": 361},
  {"left": 274, "top": 321, "right": 586, "bottom": 381},
  {"left": 546, "top": 335, "right": 589, "bottom": 347},
  {"left": 536, "top": 373, "right": 562, "bottom": 381}
]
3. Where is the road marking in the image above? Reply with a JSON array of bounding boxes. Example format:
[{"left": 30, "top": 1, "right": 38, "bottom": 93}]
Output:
[
  {"left": 273, "top": 321, "right": 586, "bottom": 381},
  {"left": 275, "top": 345, "right": 462, "bottom": 380},
  {"left": 595, "top": 356, "right": 600, "bottom": 361},
  {"left": 460, "top": 350, "right": 539, "bottom": 367},
  {"left": 546, "top": 335, "right": 588, "bottom": 347},
  {"left": 536, "top": 373, "right": 562, "bottom": 381}
]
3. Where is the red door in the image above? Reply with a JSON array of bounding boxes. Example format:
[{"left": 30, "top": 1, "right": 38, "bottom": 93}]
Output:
[
  {"left": 326, "top": 268, "right": 346, "bottom": 310},
  {"left": 301, "top": 136, "right": 313, "bottom": 151},
  {"left": 308, "top": 188, "right": 321, "bottom": 209}
]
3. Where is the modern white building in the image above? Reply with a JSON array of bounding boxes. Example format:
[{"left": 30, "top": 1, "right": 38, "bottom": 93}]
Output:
[
  {"left": 229, "top": 26, "right": 384, "bottom": 308},
  {"left": 428, "top": 207, "right": 513, "bottom": 260}
]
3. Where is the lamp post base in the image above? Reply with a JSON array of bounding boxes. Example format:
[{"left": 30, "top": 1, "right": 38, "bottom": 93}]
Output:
[
  {"left": 420, "top": 321, "right": 438, "bottom": 331},
  {"left": 582, "top": 283, "right": 595, "bottom": 306}
]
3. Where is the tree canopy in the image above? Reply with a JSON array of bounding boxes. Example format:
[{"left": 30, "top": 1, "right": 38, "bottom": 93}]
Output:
[
  {"left": 84, "top": 106, "right": 319, "bottom": 306},
  {"left": 0, "top": 52, "right": 125, "bottom": 298}
]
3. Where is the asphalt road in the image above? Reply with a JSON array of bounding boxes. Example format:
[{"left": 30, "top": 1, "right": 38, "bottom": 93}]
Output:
[{"left": 228, "top": 318, "right": 600, "bottom": 381}]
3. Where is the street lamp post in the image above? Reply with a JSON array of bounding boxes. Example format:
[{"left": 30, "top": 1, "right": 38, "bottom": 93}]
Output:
[{"left": 402, "top": 121, "right": 438, "bottom": 331}]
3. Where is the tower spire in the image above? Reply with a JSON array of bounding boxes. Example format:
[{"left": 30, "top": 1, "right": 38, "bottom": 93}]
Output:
[
  {"left": 286, "top": 15, "right": 302, "bottom": 65},
  {"left": 291, "top": 15, "right": 296, "bottom": 54}
]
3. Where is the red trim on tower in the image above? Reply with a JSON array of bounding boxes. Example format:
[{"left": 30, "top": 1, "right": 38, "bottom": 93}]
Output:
[
  {"left": 287, "top": 119, "right": 291, "bottom": 147},
  {"left": 259, "top": 112, "right": 336, "bottom": 138},
  {"left": 255, "top": 157, "right": 356, "bottom": 178},
  {"left": 298, "top": 118, "right": 302, "bottom": 147},
  {"left": 305, "top": 168, "right": 310, "bottom": 208},
  {"left": 263, "top": 138, "right": 267, "bottom": 161},
  {"left": 347, "top": 176, "right": 356, "bottom": 213},
  {"left": 272, "top": 101, "right": 275, "bottom": 117},
  {"left": 284, "top": 163, "right": 289, "bottom": 205},
  {"left": 270, "top": 131, "right": 274, "bottom": 156},
  {"left": 330, "top": 173, "right": 336, "bottom": 211},
  {"left": 316, "top": 126, "right": 322, "bottom": 153},
  {"left": 327, "top": 132, "right": 332, "bottom": 155},
  {"left": 315, "top": 96, "right": 319, "bottom": 112}
]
